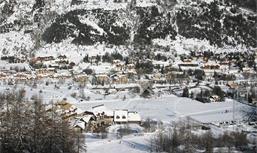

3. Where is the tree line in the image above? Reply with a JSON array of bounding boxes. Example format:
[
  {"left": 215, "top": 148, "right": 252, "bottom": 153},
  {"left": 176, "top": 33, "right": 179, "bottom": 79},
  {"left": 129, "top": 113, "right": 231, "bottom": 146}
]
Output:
[{"left": 150, "top": 119, "right": 255, "bottom": 153}]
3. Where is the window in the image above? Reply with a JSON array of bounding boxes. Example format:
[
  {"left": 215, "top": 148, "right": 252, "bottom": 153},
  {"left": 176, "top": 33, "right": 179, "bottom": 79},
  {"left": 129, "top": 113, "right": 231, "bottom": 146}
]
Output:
[
  {"left": 122, "top": 116, "right": 126, "bottom": 119},
  {"left": 116, "top": 115, "right": 120, "bottom": 119}
]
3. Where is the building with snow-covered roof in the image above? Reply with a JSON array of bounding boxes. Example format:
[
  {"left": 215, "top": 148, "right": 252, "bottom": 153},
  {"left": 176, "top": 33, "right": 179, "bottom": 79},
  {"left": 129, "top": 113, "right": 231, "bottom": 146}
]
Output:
[
  {"left": 201, "top": 62, "right": 221, "bottom": 76},
  {"left": 74, "top": 73, "right": 88, "bottom": 84},
  {"left": 91, "top": 104, "right": 114, "bottom": 117},
  {"left": 73, "top": 120, "right": 86, "bottom": 132},
  {"left": 128, "top": 111, "right": 141, "bottom": 123},
  {"left": 36, "top": 68, "right": 56, "bottom": 78},
  {"left": 14, "top": 72, "right": 34, "bottom": 81},
  {"left": 0, "top": 61, "right": 33, "bottom": 73},
  {"left": 94, "top": 74, "right": 110, "bottom": 85},
  {"left": 53, "top": 70, "right": 72, "bottom": 79},
  {"left": 111, "top": 74, "right": 128, "bottom": 84},
  {"left": 80, "top": 115, "right": 96, "bottom": 123},
  {"left": 72, "top": 114, "right": 96, "bottom": 132},
  {"left": 178, "top": 61, "right": 200, "bottom": 71},
  {"left": 114, "top": 110, "right": 141, "bottom": 124},
  {"left": 36, "top": 56, "right": 54, "bottom": 62},
  {"left": 114, "top": 110, "right": 128, "bottom": 123}
]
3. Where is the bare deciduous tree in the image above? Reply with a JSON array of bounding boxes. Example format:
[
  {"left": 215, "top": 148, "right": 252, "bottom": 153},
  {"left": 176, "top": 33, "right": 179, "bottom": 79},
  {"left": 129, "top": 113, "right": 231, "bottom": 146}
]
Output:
[{"left": 0, "top": 90, "right": 86, "bottom": 153}]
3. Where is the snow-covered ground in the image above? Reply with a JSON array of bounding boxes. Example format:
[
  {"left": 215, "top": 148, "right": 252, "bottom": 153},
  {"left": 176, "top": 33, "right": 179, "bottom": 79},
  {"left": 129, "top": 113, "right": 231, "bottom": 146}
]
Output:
[
  {"left": 86, "top": 124, "right": 150, "bottom": 153},
  {"left": 0, "top": 82, "right": 254, "bottom": 153},
  {"left": 0, "top": 82, "right": 248, "bottom": 124},
  {"left": 86, "top": 134, "right": 151, "bottom": 153}
]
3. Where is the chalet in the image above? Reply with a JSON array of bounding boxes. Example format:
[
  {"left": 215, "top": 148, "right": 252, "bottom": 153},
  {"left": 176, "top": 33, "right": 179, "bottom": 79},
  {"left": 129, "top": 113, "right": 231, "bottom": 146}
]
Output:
[
  {"left": 1, "top": 56, "right": 27, "bottom": 63},
  {"left": 57, "top": 55, "right": 67, "bottom": 60},
  {"left": 152, "top": 73, "right": 166, "bottom": 84},
  {"left": 194, "top": 51, "right": 204, "bottom": 58},
  {"left": 95, "top": 74, "right": 110, "bottom": 85},
  {"left": 90, "top": 105, "right": 114, "bottom": 129},
  {"left": 55, "top": 101, "right": 78, "bottom": 120},
  {"left": 112, "top": 60, "right": 125, "bottom": 71},
  {"left": 88, "top": 56, "right": 101, "bottom": 64},
  {"left": 73, "top": 115, "right": 96, "bottom": 132},
  {"left": 80, "top": 115, "right": 96, "bottom": 123},
  {"left": 201, "top": 62, "right": 221, "bottom": 76},
  {"left": 36, "top": 56, "right": 54, "bottom": 62},
  {"left": 53, "top": 70, "right": 72, "bottom": 79},
  {"left": 36, "top": 68, "right": 56, "bottom": 78},
  {"left": 91, "top": 104, "right": 113, "bottom": 118},
  {"left": 48, "top": 62, "right": 59, "bottom": 69},
  {"left": 127, "top": 63, "right": 135, "bottom": 70},
  {"left": 74, "top": 73, "right": 88, "bottom": 83},
  {"left": 182, "top": 58, "right": 192, "bottom": 62},
  {"left": 73, "top": 120, "right": 86, "bottom": 132},
  {"left": 14, "top": 72, "right": 33, "bottom": 81},
  {"left": 126, "top": 64, "right": 137, "bottom": 76},
  {"left": 89, "top": 63, "right": 112, "bottom": 75},
  {"left": 54, "top": 56, "right": 70, "bottom": 69},
  {"left": 0, "top": 61, "right": 32, "bottom": 73},
  {"left": 111, "top": 74, "right": 128, "bottom": 84},
  {"left": 113, "top": 59, "right": 121, "bottom": 65},
  {"left": 227, "top": 81, "right": 239, "bottom": 89}
]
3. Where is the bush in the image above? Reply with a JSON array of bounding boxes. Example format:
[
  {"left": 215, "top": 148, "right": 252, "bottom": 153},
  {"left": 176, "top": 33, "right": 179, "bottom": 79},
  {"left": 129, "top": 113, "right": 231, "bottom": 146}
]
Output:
[{"left": 141, "top": 118, "right": 158, "bottom": 132}]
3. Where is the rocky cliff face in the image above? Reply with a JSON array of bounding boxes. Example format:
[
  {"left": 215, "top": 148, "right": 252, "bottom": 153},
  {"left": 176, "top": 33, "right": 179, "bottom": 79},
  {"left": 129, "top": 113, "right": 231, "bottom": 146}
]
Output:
[
  {"left": 42, "top": 0, "right": 256, "bottom": 47},
  {"left": 0, "top": 0, "right": 256, "bottom": 56}
]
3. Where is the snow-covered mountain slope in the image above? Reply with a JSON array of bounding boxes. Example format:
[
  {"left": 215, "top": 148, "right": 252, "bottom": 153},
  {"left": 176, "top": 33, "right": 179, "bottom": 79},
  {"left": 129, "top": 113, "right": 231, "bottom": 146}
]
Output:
[{"left": 0, "top": 0, "right": 256, "bottom": 58}]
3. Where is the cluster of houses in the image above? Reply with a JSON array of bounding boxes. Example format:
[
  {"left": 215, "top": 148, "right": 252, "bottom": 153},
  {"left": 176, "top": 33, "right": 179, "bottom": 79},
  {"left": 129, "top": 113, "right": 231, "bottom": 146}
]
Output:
[
  {"left": 1, "top": 48, "right": 257, "bottom": 104},
  {"left": 0, "top": 54, "right": 233, "bottom": 85},
  {"left": 74, "top": 0, "right": 156, "bottom": 4},
  {"left": 73, "top": 104, "right": 141, "bottom": 132},
  {"left": 48, "top": 100, "right": 141, "bottom": 132},
  {"left": 0, "top": 59, "right": 34, "bottom": 82},
  {"left": 0, "top": 55, "right": 137, "bottom": 86}
]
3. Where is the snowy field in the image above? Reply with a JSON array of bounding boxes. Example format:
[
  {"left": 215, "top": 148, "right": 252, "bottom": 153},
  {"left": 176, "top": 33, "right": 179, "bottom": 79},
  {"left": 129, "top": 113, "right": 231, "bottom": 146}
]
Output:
[
  {"left": 74, "top": 96, "right": 247, "bottom": 124},
  {"left": 0, "top": 83, "right": 248, "bottom": 124},
  {"left": 80, "top": 96, "right": 250, "bottom": 153},
  {"left": 0, "top": 83, "right": 252, "bottom": 153}
]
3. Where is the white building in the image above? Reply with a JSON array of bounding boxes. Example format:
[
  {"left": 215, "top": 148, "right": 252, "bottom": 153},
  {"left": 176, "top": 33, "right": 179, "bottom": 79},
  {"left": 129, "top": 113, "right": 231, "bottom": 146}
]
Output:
[
  {"left": 114, "top": 110, "right": 141, "bottom": 123},
  {"left": 128, "top": 111, "right": 141, "bottom": 123},
  {"left": 114, "top": 110, "right": 128, "bottom": 123}
]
